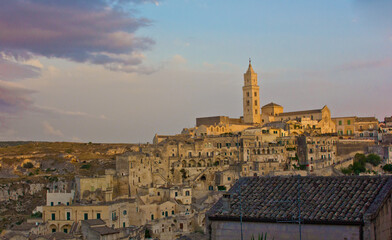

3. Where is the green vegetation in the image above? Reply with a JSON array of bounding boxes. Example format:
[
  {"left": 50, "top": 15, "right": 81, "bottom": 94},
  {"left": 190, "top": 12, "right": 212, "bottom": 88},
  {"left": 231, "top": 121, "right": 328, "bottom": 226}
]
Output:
[
  {"left": 341, "top": 153, "right": 382, "bottom": 175},
  {"left": 145, "top": 229, "right": 151, "bottom": 238},
  {"left": 31, "top": 212, "right": 42, "bottom": 218},
  {"left": 383, "top": 164, "right": 392, "bottom": 173},
  {"left": 80, "top": 163, "right": 91, "bottom": 169},
  {"left": 251, "top": 233, "right": 274, "bottom": 240},
  {"left": 217, "top": 186, "right": 226, "bottom": 191},
  {"left": 366, "top": 154, "right": 381, "bottom": 166},
  {"left": 22, "top": 162, "right": 34, "bottom": 169}
]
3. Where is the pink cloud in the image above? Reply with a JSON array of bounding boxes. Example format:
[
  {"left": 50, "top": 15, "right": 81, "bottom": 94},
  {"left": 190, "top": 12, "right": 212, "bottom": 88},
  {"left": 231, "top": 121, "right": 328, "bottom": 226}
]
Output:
[
  {"left": 0, "top": 0, "right": 156, "bottom": 73},
  {"left": 336, "top": 58, "right": 392, "bottom": 72}
]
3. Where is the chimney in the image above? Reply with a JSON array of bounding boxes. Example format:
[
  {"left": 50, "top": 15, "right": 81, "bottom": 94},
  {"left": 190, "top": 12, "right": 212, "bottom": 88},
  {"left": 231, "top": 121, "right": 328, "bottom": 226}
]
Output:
[{"left": 221, "top": 193, "right": 232, "bottom": 214}]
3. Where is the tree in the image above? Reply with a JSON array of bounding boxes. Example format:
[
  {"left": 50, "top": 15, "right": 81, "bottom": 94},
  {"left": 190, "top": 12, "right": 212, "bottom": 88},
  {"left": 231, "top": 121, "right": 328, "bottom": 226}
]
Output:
[
  {"left": 22, "top": 162, "right": 34, "bottom": 169},
  {"left": 382, "top": 164, "right": 392, "bottom": 173},
  {"left": 366, "top": 154, "right": 381, "bottom": 166}
]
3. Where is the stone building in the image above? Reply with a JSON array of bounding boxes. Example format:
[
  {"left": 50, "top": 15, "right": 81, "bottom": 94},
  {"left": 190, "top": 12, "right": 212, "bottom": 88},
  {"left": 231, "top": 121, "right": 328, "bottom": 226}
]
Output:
[
  {"left": 333, "top": 116, "right": 379, "bottom": 139},
  {"left": 207, "top": 176, "right": 392, "bottom": 240},
  {"left": 297, "top": 135, "right": 337, "bottom": 171},
  {"left": 42, "top": 199, "right": 136, "bottom": 233}
]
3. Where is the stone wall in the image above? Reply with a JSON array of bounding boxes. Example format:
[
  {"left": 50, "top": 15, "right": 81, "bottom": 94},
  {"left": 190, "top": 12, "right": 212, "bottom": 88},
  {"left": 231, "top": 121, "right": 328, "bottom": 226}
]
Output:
[
  {"left": 337, "top": 140, "right": 374, "bottom": 156},
  {"left": 210, "top": 220, "right": 361, "bottom": 240}
]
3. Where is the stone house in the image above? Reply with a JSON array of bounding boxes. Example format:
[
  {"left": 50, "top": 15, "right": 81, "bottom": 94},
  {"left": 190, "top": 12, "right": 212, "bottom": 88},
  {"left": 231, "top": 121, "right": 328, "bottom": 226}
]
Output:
[
  {"left": 207, "top": 176, "right": 392, "bottom": 240},
  {"left": 42, "top": 199, "right": 136, "bottom": 233},
  {"left": 297, "top": 135, "right": 337, "bottom": 171}
]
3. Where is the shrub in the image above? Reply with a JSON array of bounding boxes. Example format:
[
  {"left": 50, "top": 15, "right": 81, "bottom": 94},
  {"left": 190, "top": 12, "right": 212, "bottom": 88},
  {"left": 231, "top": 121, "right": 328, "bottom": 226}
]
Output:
[
  {"left": 341, "top": 167, "right": 352, "bottom": 175},
  {"left": 217, "top": 186, "right": 226, "bottom": 191},
  {"left": 80, "top": 163, "right": 91, "bottom": 169},
  {"left": 383, "top": 164, "right": 392, "bottom": 173},
  {"left": 145, "top": 229, "right": 151, "bottom": 238},
  {"left": 31, "top": 212, "right": 42, "bottom": 218},
  {"left": 22, "top": 162, "right": 34, "bottom": 169},
  {"left": 366, "top": 154, "right": 381, "bottom": 166}
]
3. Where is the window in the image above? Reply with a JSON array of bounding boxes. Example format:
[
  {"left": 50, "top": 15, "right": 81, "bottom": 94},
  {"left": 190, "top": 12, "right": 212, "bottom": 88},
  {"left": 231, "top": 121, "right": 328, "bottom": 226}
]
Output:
[
  {"left": 66, "top": 202, "right": 69, "bottom": 206},
  {"left": 172, "top": 210, "right": 174, "bottom": 215},
  {"left": 247, "top": 92, "right": 250, "bottom": 97},
  {"left": 51, "top": 202, "right": 54, "bottom": 206},
  {"left": 185, "top": 191, "right": 190, "bottom": 196},
  {"left": 175, "top": 192, "right": 178, "bottom": 197},
  {"left": 123, "top": 210, "right": 127, "bottom": 215},
  {"left": 151, "top": 214, "right": 154, "bottom": 220},
  {"left": 162, "top": 212, "right": 165, "bottom": 216},
  {"left": 123, "top": 222, "right": 126, "bottom": 227},
  {"left": 52, "top": 228, "right": 56, "bottom": 233},
  {"left": 254, "top": 92, "right": 257, "bottom": 97},
  {"left": 97, "top": 213, "right": 101, "bottom": 219},
  {"left": 64, "top": 229, "right": 68, "bottom": 233},
  {"left": 339, "top": 120, "right": 342, "bottom": 125},
  {"left": 157, "top": 192, "right": 160, "bottom": 196},
  {"left": 228, "top": 177, "right": 231, "bottom": 181},
  {"left": 51, "top": 213, "right": 55, "bottom": 220},
  {"left": 255, "top": 109, "right": 257, "bottom": 114},
  {"left": 347, "top": 120, "right": 351, "bottom": 125},
  {"left": 247, "top": 100, "right": 250, "bottom": 106},
  {"left": 58, "top": 202, "right": 61, "bottom": 205},
  {"left": 84, "top": 213, "right": 88, "bottom": 220},
  {"left": 254, "top": 100, "right": 257, "bottom": 106},
  {"left": 66, "top": 212, "right": 71, "bottom": 220}
]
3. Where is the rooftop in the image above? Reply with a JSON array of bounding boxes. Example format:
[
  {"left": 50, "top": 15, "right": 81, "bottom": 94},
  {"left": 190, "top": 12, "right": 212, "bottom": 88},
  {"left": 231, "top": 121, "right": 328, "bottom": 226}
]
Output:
[
  {"left": 91, "top": 226, "right": 120, "bottom": 235},
  {"left": 82, "top": 219, "right": 106, "bottom": 226},
  {"left": 262, "top": 102, "right": 282, "bottom": 108},
  {"left": 207, "top": 176, "right": 392, "bottom": 225},
  {"left": 278, "top": 109, "right": 322, "bottom": 117},
  {"left": 356, "top": 117, "right": 378, "bottom": 123}
]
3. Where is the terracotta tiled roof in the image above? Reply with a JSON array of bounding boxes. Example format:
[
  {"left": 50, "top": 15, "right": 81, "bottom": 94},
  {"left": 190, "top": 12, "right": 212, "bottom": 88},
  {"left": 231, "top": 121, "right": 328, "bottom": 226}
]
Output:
[
  {"left": 207, "top": 176, "right": 392, "bottom": 225},
  {"left": 91, "top": 226, "right": 120, "bottom": 235},
  {"left": 82, "top": 219, "right": 106, "bottom": 226},
  {"left": 262, "top": 102, "right": 282, "bottom": 108},
  {"left": 277, "top": 109, "right": 322, "bottom": 117},
  {"left": 355, "top": 117, "right": 378, "bottom": 123}
]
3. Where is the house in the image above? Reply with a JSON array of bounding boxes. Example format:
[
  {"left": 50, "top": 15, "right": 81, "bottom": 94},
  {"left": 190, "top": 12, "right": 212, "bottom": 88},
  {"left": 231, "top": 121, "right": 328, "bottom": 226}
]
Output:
[{"left": 207, "top": 176, "right": 392, "bottom": 240}]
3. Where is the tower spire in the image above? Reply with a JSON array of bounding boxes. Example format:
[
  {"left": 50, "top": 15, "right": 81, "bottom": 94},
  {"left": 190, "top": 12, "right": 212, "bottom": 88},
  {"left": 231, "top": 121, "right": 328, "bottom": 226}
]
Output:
[{"left": 246, "top": 58, "right": 255, "bottom": 74}]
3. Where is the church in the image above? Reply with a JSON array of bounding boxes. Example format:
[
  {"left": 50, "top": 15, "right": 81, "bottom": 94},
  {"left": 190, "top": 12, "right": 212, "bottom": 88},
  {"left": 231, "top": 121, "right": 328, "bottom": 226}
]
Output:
[{"left": 184, "top": 60, "right": 336, "bottom": 137}]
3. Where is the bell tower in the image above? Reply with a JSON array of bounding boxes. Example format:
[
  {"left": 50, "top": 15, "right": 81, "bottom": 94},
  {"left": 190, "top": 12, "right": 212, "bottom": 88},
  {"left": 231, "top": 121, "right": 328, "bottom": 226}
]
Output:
[{"left": 243, "top": 59, "right": 261, "bottom": 124}]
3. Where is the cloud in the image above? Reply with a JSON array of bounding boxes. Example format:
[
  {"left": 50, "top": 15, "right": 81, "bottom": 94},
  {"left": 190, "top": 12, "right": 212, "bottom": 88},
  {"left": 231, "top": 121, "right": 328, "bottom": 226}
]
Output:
[
  {"left": 0, "top": 0, "right": 157, "bottom": 73},
  {"left": 43, "top": 121, "right": 64, "bottom": 137},
  {"left": 34, "top": 105, "right": 109, "bottom": 120},
  {"left": 171, "top": 55, "right": 187, "bottom": 65},
  {"left": 336, "top": 58, "right": 392, "bottom": 72},
  {"left": 0, "top": 56, "right": 41, "bottom": 81},
  {"left": 0, "top": 80, "right": 35, "bottom": 129}
]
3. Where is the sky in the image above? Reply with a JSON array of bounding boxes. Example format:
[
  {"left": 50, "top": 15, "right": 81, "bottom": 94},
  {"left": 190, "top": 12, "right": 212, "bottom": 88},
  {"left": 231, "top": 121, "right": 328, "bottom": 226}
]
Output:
[{"left": 0, "top": 0, "right": 391, "bottom": 143}]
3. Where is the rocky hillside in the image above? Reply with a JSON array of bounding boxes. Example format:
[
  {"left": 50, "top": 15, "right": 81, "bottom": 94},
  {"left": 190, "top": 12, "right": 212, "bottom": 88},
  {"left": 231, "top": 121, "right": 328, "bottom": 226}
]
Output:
[{"left": 0, "top": 141, "right": 138, "bottom": 232}]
